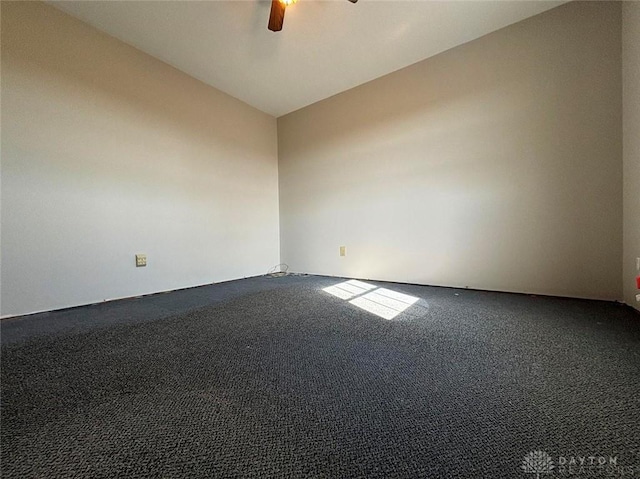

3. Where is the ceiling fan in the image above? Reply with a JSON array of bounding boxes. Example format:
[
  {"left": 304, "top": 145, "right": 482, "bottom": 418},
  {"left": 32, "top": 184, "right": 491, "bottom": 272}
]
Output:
[{"left": 268, "top": 0, "right": 358, "bottom": 32}]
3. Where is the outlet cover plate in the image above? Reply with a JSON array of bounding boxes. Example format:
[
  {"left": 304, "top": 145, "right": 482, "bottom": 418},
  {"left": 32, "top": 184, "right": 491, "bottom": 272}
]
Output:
[{"left": 135, "top": 254, "right": 147, "bottom": 267}]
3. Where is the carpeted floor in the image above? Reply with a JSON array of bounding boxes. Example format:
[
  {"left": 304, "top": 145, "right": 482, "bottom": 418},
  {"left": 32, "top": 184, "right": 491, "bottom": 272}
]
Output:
[{"left": 2, "top": 275, "right": 640, "bottom": 478}]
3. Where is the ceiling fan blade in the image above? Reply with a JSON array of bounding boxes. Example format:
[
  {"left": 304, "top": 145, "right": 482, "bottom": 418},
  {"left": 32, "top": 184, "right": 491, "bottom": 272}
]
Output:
[{"left": 268, "top": 0, "right": 286, "bottom": 32}]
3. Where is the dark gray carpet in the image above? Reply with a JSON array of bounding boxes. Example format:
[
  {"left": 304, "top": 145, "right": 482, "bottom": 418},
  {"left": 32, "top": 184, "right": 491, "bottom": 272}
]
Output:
[{"left": 2, "top": 275, "right": 640, "bottom": 478}]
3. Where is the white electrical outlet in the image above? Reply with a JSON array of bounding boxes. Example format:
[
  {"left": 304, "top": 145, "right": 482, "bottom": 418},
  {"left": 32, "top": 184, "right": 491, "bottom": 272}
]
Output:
[
  {"left": 135, "top": 254, "right": 147, "bottom": 267},
  {"left": 636, "top": 293, "right": 640, "bottom": 303},
  {"left": 339, "top": 246, "right": 346, "bottom": 257},
  {"left": 636, "top": 257, "right": 640, "bottom": 271}
]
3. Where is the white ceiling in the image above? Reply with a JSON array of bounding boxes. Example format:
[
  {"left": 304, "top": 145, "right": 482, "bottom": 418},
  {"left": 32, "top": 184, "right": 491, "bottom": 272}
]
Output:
[{"left": 51, "top": 1, "right": 566, "bottom": 117}]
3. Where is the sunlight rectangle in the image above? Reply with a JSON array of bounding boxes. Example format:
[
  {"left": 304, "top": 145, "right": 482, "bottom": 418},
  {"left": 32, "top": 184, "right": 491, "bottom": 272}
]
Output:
[
  {"left": 322, "top": 280, "right": 376, "bottom": 300},
  {"left": 322, "top": 285, "right": 356, "bottom": 299},
  {"left": 324, "top": 280, "right": 420, "bottom": 320},
  {"left": 374, "top": 288, "right": 419, "bottom": 306},
  {"left": 349, "top": 296, "right": 399, "bottom": 320},
  {"left": 338, "top": 281, "right": 375, "bottom": 295},
  {"left": 359, "top": 291, "right": 412, "bottom": 312},
  {"left": 344, "top": 280, "right": 376, "bottom": 291}
]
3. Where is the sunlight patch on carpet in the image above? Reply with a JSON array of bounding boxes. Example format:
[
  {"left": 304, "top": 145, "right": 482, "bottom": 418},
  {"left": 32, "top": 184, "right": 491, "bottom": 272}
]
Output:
[
  {"left": 322, "top": 279, "right": 376, "bottom": 300},
  {"left": 323, "top": 281, "right": 419, "bottom": 320}
]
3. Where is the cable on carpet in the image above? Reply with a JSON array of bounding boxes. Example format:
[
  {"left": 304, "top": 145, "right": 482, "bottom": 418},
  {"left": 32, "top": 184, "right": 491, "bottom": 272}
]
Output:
[{"left": 267, "top": 264, "right": 289, "bottom": 277}]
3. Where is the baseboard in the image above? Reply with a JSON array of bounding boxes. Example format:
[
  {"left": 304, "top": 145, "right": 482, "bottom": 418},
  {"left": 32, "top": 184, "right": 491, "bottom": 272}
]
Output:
[
  {"left": 0, "top": 274, "right": 267, "bottom": 320},
  {"left": 299, "top": 272, "right": 624, "bottom": 304}
]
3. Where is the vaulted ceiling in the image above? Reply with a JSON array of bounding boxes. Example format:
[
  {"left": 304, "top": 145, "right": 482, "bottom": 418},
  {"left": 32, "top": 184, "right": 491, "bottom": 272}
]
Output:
[{"left": 52, "top": 1, "right": 567, "bottom": 117}]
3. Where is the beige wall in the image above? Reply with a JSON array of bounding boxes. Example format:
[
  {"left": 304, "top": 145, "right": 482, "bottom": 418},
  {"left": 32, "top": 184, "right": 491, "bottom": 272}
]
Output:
[
  {"left": 1, "top": 2, "right": 280, "bottom": 317},
  {"left": 2, "top": 1, "right": 630, "bottom": 316},
  {"left": 623, "top": 1, "right": 640, "bottom": 311},
  {"left": 278, "top": 1, "right": 623, "bottom": 300}
]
